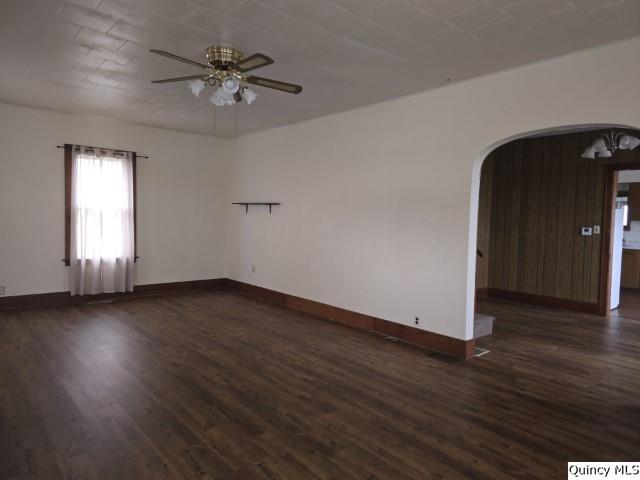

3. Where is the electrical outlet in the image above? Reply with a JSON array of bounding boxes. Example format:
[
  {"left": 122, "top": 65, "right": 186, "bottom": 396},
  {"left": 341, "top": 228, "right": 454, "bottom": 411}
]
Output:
[
  {"left": 250, "top": 265, "right": 256, "bottom": 273},
  {"left": 0, "top": 286, "right": 5, "bottom": 296},
  {"left": 414, "top": 316, "right": 419, "bottom": 326}
]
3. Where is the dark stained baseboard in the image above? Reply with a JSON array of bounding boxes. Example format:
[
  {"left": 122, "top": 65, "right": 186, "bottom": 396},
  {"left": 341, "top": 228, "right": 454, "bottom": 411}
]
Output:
[
  {"left": 226, "top": 279, "right": 475, "bottom": 360},
  {"left": 0, "top": 277, "right": 475, "bottom": 360},
  {"left": 487, "top": 288, "right": 599, "bottom": 314},
  {"left": 0, "top": 279, "right": 227, "bottom": 312},
  {"left": 475, "top": 287, "right": 489, "bottom": 300}
]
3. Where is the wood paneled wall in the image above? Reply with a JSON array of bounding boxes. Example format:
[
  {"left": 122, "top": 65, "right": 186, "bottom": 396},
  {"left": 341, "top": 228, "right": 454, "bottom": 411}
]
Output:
[
  {"left": 475, "top": 172, "right": 492, "bottom": 289},
  {"left": 478, "top": 130, "right": 640, "bottom": 305}
]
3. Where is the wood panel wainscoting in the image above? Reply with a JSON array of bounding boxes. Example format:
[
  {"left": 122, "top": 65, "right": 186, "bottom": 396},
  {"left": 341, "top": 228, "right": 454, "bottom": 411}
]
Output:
[{"left": 0, "top": 279, "right": 475, "bottom": 360}]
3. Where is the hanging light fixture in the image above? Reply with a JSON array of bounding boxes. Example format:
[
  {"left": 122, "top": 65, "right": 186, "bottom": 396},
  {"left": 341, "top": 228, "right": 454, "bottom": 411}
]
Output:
[
  {"left": 209, "top": 87, "right": 235, "bottom": 107},
  {"left": 241, "top": 87, "right": 258, "bottom": 105},
  {"left": 581, "top": 129, "right": 640, "bottom": 159},
  {"left": 188, "top": 79, "right": 205, "bottom": 97},
  {"left": 222, "top": 76, "right": 240, "bottom": 94}
]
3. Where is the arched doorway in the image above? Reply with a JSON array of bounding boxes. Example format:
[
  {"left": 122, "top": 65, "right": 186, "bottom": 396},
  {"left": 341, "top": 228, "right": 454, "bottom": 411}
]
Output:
[{"left": 466, "top": 124, "right": 640, "bottom": 343}]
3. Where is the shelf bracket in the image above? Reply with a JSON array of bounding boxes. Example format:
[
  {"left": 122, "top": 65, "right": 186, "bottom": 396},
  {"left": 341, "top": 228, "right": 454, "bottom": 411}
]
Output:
[{"left": 232, "top": 202, "right": 281, "bottom": 214}]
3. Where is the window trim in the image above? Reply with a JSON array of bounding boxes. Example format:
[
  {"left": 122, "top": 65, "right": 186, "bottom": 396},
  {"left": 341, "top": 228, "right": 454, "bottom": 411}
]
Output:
[{"left": 64, "top": 144, "right": 138, "bottom": 266}]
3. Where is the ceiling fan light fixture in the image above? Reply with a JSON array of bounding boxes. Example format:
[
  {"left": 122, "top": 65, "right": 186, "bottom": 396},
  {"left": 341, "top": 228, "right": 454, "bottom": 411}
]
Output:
[
  {"left": 222, "top": 76, "right": 240, "bottom": 94},
  {"left": 599, "top": 149, "right": 613, "bottom": 158},
  {"left": 241, "top": 87, "right": 258, "bottom": 105},
  {"left": 188, "top": 79, "right": 205, "bottom": 97},
  {"left": 210, "top": 87, "right": 235, "bottom": 107}
]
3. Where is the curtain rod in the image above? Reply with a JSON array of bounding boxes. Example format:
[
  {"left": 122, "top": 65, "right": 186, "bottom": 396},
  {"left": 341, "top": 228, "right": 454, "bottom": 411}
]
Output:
[{"left": 56, "top": 144, "right": 149, "bottom": 159}]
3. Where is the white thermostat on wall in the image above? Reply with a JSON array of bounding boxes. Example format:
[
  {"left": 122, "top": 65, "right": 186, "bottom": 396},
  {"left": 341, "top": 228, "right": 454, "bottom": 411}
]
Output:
[{"left": 581, "top": 227, "right": 593, "bottom": 236}]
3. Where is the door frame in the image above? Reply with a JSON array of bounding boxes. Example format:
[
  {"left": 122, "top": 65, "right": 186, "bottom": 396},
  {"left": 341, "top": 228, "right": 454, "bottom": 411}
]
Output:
[{"left": 599, "top": 161, "right": 640, "bottom": 315}]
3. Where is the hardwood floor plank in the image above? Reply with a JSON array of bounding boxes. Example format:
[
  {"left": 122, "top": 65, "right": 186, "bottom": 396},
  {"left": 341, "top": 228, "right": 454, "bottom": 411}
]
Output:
[{"left": 1, "top": 290, "right": 640, "bottom": 479}]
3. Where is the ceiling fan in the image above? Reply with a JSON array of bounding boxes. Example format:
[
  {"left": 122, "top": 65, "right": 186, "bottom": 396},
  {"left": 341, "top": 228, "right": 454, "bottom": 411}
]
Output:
[{"left": 149, "top": 45, "right": 303, "bottom": 107}]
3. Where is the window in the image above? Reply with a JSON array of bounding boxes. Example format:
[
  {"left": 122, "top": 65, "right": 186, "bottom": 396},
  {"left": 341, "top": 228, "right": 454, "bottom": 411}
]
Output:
[{"left": 64, "top": 144, "right": 137, "bottom": 295}]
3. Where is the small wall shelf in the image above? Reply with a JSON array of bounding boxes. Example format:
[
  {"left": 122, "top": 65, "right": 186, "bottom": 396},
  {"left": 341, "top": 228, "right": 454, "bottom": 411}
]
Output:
[{"left": 232, "top": 202, "right": 281, "bottom": 214}]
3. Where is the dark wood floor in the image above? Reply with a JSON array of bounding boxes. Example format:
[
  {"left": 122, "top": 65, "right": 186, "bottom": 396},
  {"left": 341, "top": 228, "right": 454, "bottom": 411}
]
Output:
[{"left": 1, "top": 290, "right": 639, "bottom": 480}]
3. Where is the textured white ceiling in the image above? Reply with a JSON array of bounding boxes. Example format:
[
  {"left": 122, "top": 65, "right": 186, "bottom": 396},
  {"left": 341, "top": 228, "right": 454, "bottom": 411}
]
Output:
[{"left": 0, "top": 0, "right": 638, "bottom": 137}]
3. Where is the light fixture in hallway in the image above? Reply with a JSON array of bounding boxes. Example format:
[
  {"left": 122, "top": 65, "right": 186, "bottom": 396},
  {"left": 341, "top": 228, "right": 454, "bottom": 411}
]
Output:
[{"left": 582, "top": 129, "right": 640, "bottom": 159}]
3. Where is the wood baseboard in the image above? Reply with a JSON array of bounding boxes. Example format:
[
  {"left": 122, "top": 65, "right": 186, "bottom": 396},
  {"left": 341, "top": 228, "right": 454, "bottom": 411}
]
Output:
[
  {"left": 0, "top": 279, "right": 227, "bottom": 312},
  {"left": 226, "top": 280, "right": 475, "bottom": 360},
  {"left": 475, "top": 287, "right": 489, "bottom": 300},
  {"left": 487, "top": 288, "right": 599, "bottom": 313},
  {"left": 1, "top": 278, "right": 475, "bottom": 360}
]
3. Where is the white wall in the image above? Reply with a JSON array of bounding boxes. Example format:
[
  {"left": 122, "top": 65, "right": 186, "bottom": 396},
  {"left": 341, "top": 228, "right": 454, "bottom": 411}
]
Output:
[
  {"left": 228, "top": 37, "right": 640, "bottom": 341},
  {"left": 3, "top": 38, "right": 640, "bottom": 341},
  {"left": 0, "top": 103, "right": 230, "bottom": 296}
]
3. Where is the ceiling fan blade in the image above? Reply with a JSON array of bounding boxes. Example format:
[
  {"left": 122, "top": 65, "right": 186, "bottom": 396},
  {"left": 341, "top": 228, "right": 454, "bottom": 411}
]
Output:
[
  {"left": 234, "top": 53, "right": 273, "bottom": 72},
  {"left": 246, "top": 75, "right": 303, "bottom": 94},
  {"left": 151, "top": 74, "right": 208, "bottom": 84},
  {"left": 149, "top": 49, "right": 209, "bottom": 70}
]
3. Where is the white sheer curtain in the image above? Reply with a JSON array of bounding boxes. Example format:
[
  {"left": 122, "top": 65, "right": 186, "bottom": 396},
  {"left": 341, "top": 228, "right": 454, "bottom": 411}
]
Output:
[{"left": 70, "top": 147, "right": 135, "bottom": 295}]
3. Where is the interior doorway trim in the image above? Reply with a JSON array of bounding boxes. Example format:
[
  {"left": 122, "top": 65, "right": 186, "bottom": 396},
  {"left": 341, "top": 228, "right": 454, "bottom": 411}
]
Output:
[{"left": 599, "top": 160, "right": 640, "bottom": 315}]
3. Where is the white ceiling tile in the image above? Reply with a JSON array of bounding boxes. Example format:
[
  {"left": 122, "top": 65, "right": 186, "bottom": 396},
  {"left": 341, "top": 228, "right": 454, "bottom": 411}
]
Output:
[
  {"left": 313, "top": 7, "right": 374, "bottom": 35},
  {"left": 485, "top": 0, "right": 521, "bottom": 7},
  {"left": 393, "top": 12, "right": 457, "bottom": 42},
  {"left": 87, "top": 46, "right": 132, "bottom": 65},
  {"left": 109, "top": 21, "right": 164, "bottom": 44},
  {"left": 59, "top": 4, "right": 118, "bottom": 32},
  {"left": 227, "top": 0, "right": 290, "bottom": 29},
  {"left": 85, "top": 73, "right": 121, "bottom": 87},
  {"left": 272, "top": 0, "right": 337, "bottom": 22},
  {"left": 99, "top": 60, "right": 138, "bottom": 73},
  {"left": 504, "top": 0, "right": 572, "bottom": 24},
  {"left": 44, "top": 20, "right": 82, "bottom": 41},
  {"left": 223, "top": 23, "right": 283, "bottom": 51},
  {"left": 529, "top": 7, "right": 610, "bottom": 47},
  {"left": 189, "top": 0, "right": 239, "bottom": 14},
  {"left": 75, "top": 28, "right": 128, "bottom": 50},
  {"left": 592, "top": 1, "right": 640, "bottom": 34},
  {"left": 183, "top": 8, "right": 238, "bottom": 33},
  {"left": 329, "top": 0, "right": 387, "bottom": 15},
  {"left": 416, "top": 0, "right": 483, "bottom": 19},
  {"left": 74, "top": 54, "right": 107, "bottom": 68},
  {"left": 135, "top": 0, "right": 199, "bottom": 20},
  {"left": 66, "top": 0, "right": 103, "bottom": 9},
  {"left": 269, "top": 16, "right": 329, "bottom": 41},
  {"left": 364, "top": 0, "right": 425, "bottom": 29},
  {"left": 116, "top": 40, "right": 153, "bottom": 58},
  {"left": 0, "top": 0, "right": 636, "bottom": 137},
  {"left": 473, "top": 18, "right": 527, "bottom": 41},
  {"left": 447, "top": 3, "right": 508, "bottom": 31},
  {"left": 569, "top": 0, "right": 622, "bottom": 12},
  {"left": 347, "top": 25, "right": 428, "bottom": 61},
  {"left": 97, "top": 0, "right": 153, "bottom": 28},
  {"left": 143, "top": 15, "right": 200, "bottom": 41}
]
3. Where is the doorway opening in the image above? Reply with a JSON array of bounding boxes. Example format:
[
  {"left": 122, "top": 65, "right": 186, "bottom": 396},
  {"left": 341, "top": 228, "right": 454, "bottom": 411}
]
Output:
[{"left": 470, "top": 126, "right": 640, "bottom": 343}]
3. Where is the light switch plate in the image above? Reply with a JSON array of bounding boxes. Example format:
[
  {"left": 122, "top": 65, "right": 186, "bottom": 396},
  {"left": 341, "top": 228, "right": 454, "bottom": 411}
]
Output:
[{"left": 594, "top": 225, "right": 601, "bottom": 234}]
